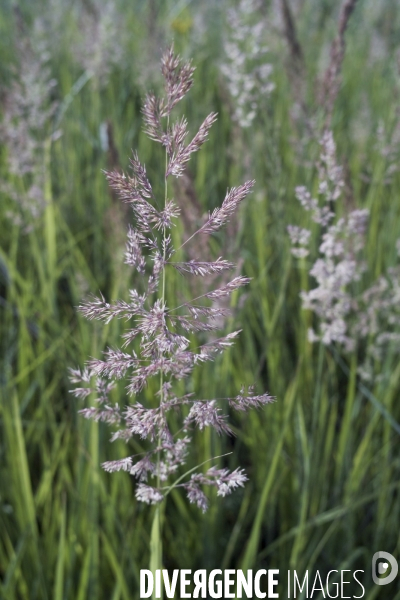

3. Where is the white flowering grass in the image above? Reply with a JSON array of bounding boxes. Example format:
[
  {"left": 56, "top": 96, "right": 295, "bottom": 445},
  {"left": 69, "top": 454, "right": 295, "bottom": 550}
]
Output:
[
  {"left": 70, "top": 46, "right": 274, "bottom": 581},
  {"left": 221, "top": 0, "right": 275, "bottom": 128},
  {"left": 0, "top": 19, "right": 57, "bottom": 229},
  {"left": 290, "top": 130, "right": 400, "bottom": 385}
]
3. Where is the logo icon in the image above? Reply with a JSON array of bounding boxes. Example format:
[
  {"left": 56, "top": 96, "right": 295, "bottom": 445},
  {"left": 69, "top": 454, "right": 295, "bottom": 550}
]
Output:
[{"left": 372, "top": 551, "right": 398, "bottom": 585}]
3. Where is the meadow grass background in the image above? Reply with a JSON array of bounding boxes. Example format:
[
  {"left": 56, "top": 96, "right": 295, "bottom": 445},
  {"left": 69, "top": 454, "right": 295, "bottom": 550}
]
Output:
[{"left": 1, "top": 0, "right": 400, "bottom": 598}]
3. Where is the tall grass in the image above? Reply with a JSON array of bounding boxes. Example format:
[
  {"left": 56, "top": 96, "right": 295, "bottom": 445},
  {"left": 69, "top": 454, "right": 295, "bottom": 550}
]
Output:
[{"left": 1, "top": 0, "right": 400, "bottom": 598}]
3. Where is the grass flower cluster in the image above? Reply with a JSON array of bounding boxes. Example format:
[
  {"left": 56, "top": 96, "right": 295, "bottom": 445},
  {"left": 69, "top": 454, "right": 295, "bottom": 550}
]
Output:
[
  {"left": 70, "top": 46, "right": 274, "bottom": 512},
  {"left": 221, "top": 0, "right": 274, "bottom": 128},
  {"left": 290, "top": 129, "right": 400, "bottom": 384},
  {"left": 0, "top": 19, "right": 57, "bottom": 229}
]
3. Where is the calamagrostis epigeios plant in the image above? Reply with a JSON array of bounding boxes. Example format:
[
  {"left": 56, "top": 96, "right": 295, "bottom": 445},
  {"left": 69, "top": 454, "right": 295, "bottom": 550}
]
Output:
[
  {"left": 221, "top": 0, "right": 274, "bottom": 128},
  {"left": 288, "top": 131, "right": 368, "bottom": 351},
  {"left": 289, "top": 130, "right": 400, "bottom": 383},
  {"left": 0, "top": 20, "right": 57, "bottom": 229},
  {"left": 72, "top": 0, "right": 125, "bottom": 85},
  {"left": 70, "top": 46, "right": 274, "bottom": 521}
]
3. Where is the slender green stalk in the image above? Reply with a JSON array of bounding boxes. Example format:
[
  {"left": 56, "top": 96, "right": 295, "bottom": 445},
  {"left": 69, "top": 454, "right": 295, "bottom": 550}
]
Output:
[{"left": 150, "top": 114, "right": 170, "bottom": 600}]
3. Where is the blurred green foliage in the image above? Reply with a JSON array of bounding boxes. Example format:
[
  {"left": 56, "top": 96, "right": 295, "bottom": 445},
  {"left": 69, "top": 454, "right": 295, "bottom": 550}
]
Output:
[{"left": 1, "top": 0, "right": 400, "bottom": 598}]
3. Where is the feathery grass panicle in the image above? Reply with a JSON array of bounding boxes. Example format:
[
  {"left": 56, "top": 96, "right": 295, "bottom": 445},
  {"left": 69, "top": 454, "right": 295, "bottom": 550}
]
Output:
[
  {"left": 290, "top": 129, "right": 400, "bottom": 382},
  {"left": 289, "top": 132, "right": 367, "bottom": 349},
  {"left": 72, "top": 0, "right": 126, "bottom": 84},
  {"left": 0, "top": 18, "right": 57, "bottom": 229},
  {"left": 221, "top": 0, "right": 274, "bottom": 128},
  {"left": 71, "top": 45, "right": 274, "bottom": 511}
]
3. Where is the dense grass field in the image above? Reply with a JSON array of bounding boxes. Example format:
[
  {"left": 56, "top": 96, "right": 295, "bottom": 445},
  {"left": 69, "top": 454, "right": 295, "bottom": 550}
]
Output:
[{"left": 1, "top": 0, "right": 400, "bottom": 598}]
